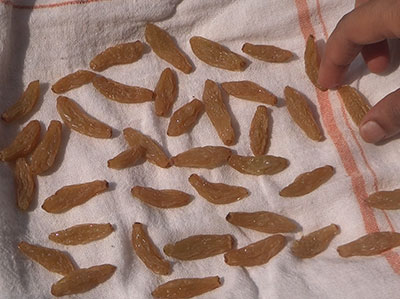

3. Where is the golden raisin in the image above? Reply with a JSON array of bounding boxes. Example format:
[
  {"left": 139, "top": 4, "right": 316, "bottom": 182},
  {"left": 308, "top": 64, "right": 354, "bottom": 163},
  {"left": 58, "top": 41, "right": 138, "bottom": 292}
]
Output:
[
  {"left": 202, "top": 79, "right": 235, "bottom": 145},
  {"left": 190, "top": 36, "right": 247, "bottom": 71},
  {"left": 132, "top": 223, "right": 171, "bottom": 275},
  {"left": 1, "top": 80, "right": 40, "bottom": 122},
  {"left": 164, "top": 234, "right": 233, "bottom": 260}
]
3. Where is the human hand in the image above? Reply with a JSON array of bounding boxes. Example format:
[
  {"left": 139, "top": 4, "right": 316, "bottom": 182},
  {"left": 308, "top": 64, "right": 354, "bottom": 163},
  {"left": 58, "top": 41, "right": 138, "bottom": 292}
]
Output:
[{"left": 318, "top": 0, "right": 400, "bottom": 144}]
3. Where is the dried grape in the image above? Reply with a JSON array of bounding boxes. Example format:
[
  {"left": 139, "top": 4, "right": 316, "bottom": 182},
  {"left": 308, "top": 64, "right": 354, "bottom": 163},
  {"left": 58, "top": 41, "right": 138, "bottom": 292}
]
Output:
[
  {"left": 154, "top": 68, "right": 177, "bottom": 117},
  {"left": 171, "top": 146, "right": 231, "bottom": 169},
  {"left": 167, "top": 99, "right": 204, "bottom": 136},
  {"left": 123, "top": 128, "right": 170, "bottom": 168},
  {"left": 188, "top": 174, "right": 249, "bottom": 204},
  {"left": 228, "top": 154, "right": 289, "bottom": 175},
  {"left": 15, "top": 158, "right": 36, "bottom": 211},
  {"left": 49, "top": 223, "right": 114, "bottom": 245},
  {"left": 366, "top": 189, "right": 400, "bottom": 210},
  {"left": 42, "top": 180, "right": 109, "bottom": 213},
  {"left": 190, "top": 36, "right": 247, "bottom": 71},
  {"left": 224, "top": 235, "right": 286, "bottom": 266},
  {"left": 51, "top": 264, "right": 116, "bottom": 297},
  {"left": 107, "top": 146, "right": 145, "bottom": 170},
  {"left": 131, "top": 186, "right": 191, "bottom": 209},
  {"left": 92, "top": 76, "right": 153, "bottom": 103},
  {"left": 304, "top": 34, "right": 326, "bottom": 91},
  {"left": 1, "top": 80, "right": 40, "bottom": 122},
  {"left": 145, "top": 23, "right": 192, "bottom": 74},
  {"left": 30, "top": 120, "right": 62, "bottom": 175},
  {"left": 52, "top": 70, "right": 95, "bottom": 94},
  {"left": 242, "top": 43, "right": 293, "bottom": 63},
  {"left": 203, "top": 79, "right": 235, "bottom": 145},
  {"left": 132, "top": 222, "right": 171, "bottom": 275},
  {"left": 221, "top": 81, "right": 277, "bottom": 106},
  {"left": 338, "top": 85, "right": 370, "bottom": 126},
  {"left": 90, "top": 41, "right": 144, "bottom": 71},
  {"left": 152, "top": 276, "right": 221, "bottom": 298},
  {"left": 280, "top": 165, "right": 335, "bottom": 197},
  {"left": 0, "top": 120, "right": 41, "bottom": 161},
  {"left": 284, "top": 86, "right": 323, "bottom": 141},
  {"left": 226, "top": 211, "right": 297, "bottom": 234},
  {"left": 250, "top": 105, "right": 270, "bottom": 155},
  {"left": 337, "top": 232, "right": 400, "bottom": 257},
  {"left": 164, "top": 234, "right": 233, "bottom": 260},
  {"left": 56, "top": 96, "right": 112, "bottom": 138},
  {"left": 18, "top": 241, "right": 76, "bottom": 276},
  {"left": 291, "top": 224, "right": 340, "bottom": 258}
]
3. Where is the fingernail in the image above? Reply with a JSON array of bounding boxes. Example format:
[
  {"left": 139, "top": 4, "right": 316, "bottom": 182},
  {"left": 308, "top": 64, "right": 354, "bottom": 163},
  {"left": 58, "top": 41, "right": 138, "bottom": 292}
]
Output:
[{"left": 360, "top": 121, "right": 386, "bottom": 143}]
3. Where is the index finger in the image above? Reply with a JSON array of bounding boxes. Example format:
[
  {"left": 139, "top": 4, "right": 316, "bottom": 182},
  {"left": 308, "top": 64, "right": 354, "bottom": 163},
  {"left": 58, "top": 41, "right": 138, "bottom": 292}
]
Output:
[{"left": 318, "top": 0, "right": 400, "bottom": 89}]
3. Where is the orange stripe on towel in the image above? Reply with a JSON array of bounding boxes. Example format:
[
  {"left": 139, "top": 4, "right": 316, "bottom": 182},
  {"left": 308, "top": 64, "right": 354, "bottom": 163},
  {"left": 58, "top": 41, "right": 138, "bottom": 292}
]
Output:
[
  {"left": 316, "top": 0, "right": 396, "bottom": 233},
  {"left": 295, "top": 0, "right": 400, "bottom": 274}
]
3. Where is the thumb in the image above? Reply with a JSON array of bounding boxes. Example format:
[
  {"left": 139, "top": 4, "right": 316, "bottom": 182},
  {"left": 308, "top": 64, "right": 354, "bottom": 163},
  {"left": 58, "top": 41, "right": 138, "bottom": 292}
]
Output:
[{"left": 359, "top": 88, "right": 400, "bottom": 144}]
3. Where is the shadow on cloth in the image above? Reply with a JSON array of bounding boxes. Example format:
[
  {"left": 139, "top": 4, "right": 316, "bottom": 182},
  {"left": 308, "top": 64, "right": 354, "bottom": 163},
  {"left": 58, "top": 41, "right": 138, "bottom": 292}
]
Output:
[{"left": 0, "top": 4, "right": 36, "bottom": 291}]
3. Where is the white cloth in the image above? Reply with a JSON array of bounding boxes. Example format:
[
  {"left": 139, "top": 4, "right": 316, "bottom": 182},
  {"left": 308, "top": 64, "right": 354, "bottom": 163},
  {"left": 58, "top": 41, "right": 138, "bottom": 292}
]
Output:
[{"left": 1, "top": 0, "right": 400, "bottom": 298}]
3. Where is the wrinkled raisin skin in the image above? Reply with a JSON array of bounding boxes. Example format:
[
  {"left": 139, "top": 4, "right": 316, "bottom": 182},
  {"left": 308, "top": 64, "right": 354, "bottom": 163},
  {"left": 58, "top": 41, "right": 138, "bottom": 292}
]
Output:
[
  {"left": 226, "top": 211, "right": 297, "bottom": 234},
  {"left": 190, "top": 36, "right": 247, "bottom": 71},
  {"left": 30, "top": 120, "right": 62, "bottom": 175},
  {"left": 51, "top": 264, "right": 116, "bottom": 297},
  {"left": 131, "top": 186, "right": 192, "bottom": 209},
  {"left": 15, "top": 158, "right": 36, "bottom": 211},
  {"left": 188, "top": 174, "right": 249, "bottom": 204},
  {"left": 49, "top": 223, "right": 114, "bottom": 245},
  {"left": 221, "top": 81, "right": 277, "bottom": 106},
  {"left": 132, "top": 222, "right": 171, "bottom": 275},
  {"left": 90, "top": 41, "right": 144, "bottom": 72},
  {"left": 284, "top": 86, "right": 324, "bottom": 141},
  {"left": 365, "top": 189, "right": 400, "bottom": 210},
  {"left": 228, "top": 154, "right": 289, "bottom": 176},
  {"left": 145, "top": 23, "right": 193, "bottom": 74},
  {"left": 224, "top": 235, "right": 286, "bottom": 267},
  {"left": 338, "top": 85, "right": 370, "bottom": 126},
  {"left": 250, "top": 105, "right": 270, "bottom": 156},
  {"left": 56, "top": 96, "right": 112, "bottom": 139},
  {"left": 304, "top": 35, "right": 327, "bottom": 91},
  {"left": 152, "top": 276, "right": 221, "bottom": 299},
  {"left": 172, "top": 146, "right": 232, "bottom": 169},
  {"left": 52, "top": 71, "right": 95, "bottom": 94},
  {"left": 18, "top": 241, "right": 76, "bottom": 276},
  {"left": 167, "top": 99, "right": 204, "bottom": 136},
  {"left": 154, "top": 68, "right": 178, "bottom": 117},
  {"left": 2, "top": 80, "right": 40, "bottom": 122},
  {"left": 163, "top": 234, "right": 233, "bottom": 260},
  {"left": 202, "top": 79, "right": 236, "bottom": 145},
  {"left": 0, "top": 120, "right": 41, "bottom": 162},
  {"left": 242, "top": 43, "right": 293, "bottom": 63},
  {"left": 291, "top": 224, "right": 340, "bottom": 258},
  {"left": 280, "top": 165, "right": 335, "bottom": 197},
  {"left": 123, "top": 128, "right": 171, "bottom": 168},
  {"left": 42, "top": 180, "right": 109, "bottom": 214},
  {"left": 337, "top": 232, "right": 400, "bottom": 257}
]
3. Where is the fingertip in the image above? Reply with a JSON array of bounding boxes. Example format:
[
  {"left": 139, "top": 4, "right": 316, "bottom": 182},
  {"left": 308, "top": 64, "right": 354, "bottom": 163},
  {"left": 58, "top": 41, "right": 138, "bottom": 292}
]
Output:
[
  {"left": 318, "top": 61, "right": 337, "bottom": 90},
  {"left": 361, "top": 41, "right": 390, "bottom": 74},
  {"left": 366, "top": 55, "right": 390, "bottom": 74},
  {"left": 359, "top": 88, "right": 400, "bottom": 144},
  {"left": 359, "top": 121, "right": 386, "bottom": 143},
  {"left": 318, "top": 51, "right": 349, "bottom": 90},
  {"left": 317, "top": 66, "right": 342, "bottom": 90}
]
